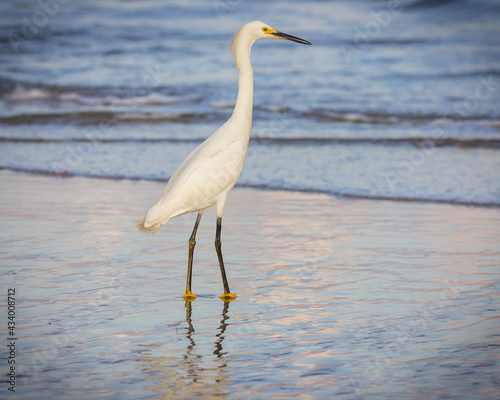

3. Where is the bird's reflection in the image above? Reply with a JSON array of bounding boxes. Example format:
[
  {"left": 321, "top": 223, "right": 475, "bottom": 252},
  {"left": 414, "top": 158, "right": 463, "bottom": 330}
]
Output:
[
  {"left": 214, "top": 301, "right": 230, "bottom": 358},
  {"left": 185, "top": 300, "right": 230, "bottom": 359},
  {"left": 137, "top": 300, "right": 232, "bottom": 398},
  {"left": 183, "top": 300, "right": 199, "bottom": 380}
]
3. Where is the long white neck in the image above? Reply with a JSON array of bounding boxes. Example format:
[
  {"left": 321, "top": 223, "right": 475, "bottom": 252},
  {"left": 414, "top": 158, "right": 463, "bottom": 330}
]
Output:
[{"left": 229, "top": 36, "right": 255, "bottom": 141}]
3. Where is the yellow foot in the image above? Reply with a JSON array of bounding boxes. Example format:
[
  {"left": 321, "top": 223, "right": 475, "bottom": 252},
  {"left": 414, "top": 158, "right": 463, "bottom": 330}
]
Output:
[
  {"left": 219, "top": 292, "right": 237, "bottom": 302},
  {"left": 182, "top": 289, "right": 197, "bottom": 301}
]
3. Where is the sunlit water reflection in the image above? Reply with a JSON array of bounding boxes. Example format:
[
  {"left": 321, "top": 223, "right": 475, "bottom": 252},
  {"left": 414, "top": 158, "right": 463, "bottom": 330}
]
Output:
[{"left": 1, "top": 172, "right": 499, "bottom": 399}]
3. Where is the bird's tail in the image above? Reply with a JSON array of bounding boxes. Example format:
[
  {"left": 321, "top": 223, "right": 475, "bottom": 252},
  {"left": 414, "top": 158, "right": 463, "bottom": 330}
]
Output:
[{"left": 137, "top": 217, "right": 162, "bottom": 234}]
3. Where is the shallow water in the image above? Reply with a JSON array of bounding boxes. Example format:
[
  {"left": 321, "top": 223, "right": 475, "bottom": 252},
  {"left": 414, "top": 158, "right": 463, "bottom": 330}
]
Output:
[
  {"left": 1, "top": 172, "right": 499, "bottom": 399},
  {"left": 1, "top": 0, "right": 500, "bottom": 398}
]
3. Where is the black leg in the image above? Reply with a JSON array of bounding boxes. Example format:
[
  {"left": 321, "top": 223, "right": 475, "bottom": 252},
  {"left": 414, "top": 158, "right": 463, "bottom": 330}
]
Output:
[
  {"left": 183, "top": 212, "right": 202, "bottom": 300},
  {"left": 215, "top": 217, "right": 237, "bottom": 301}
]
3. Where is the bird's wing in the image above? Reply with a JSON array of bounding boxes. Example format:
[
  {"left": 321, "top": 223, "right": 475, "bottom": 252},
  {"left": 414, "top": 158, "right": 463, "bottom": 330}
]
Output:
[
  {"left": 159, "top": 141, "right": 204, "bottom": 195},
  {"left": 144, "top": 139, "right": 247, "bottom": 225}
]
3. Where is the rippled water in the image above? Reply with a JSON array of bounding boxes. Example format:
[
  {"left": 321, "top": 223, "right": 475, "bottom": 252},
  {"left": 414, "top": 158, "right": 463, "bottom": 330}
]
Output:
[{"left": 1, "top": 172, "right": 499, "bottom": 399}]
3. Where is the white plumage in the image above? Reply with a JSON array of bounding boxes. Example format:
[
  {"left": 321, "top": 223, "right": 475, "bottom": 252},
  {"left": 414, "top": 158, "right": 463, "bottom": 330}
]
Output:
[{"left": 138, "top": 21, "right": 311, "bottom": 301}]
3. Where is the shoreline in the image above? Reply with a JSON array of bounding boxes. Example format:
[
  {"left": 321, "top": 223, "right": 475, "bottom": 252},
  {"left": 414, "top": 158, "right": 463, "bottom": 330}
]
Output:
[{"left": 1, "top": 167, "right": 498, "bottom": 209}]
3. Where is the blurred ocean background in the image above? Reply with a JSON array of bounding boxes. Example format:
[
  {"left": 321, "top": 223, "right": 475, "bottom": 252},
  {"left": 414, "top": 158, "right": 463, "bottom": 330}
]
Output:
[{"left": 1, "top": 0, "right": 499, "bottom": 206}]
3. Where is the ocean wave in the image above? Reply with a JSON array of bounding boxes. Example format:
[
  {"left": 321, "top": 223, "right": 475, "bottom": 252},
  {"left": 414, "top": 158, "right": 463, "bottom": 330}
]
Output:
[
  {"left": 406, "top": 0, "right": 463, "bottom": 10},
  {"left": 2, "top": 77, "right": 499, "bottom": 126},
  {"left": 393, "top": 69, "right": 500, "bottom": 80},
  {"left": 0, "top": 112, "right": 118, "bottom": 125},
  {"left": 3, "top": 84, "right": 189, "bottom": 106},
  {"left": 0, "top": 111, "right": 225, "bottom": 125},
  {"left": 2, "top": 165, "right": 498, "bottom": 208},
  {"left": 2, "top": 76, "right": 499, "bottom": 126},
  {"left": 0, "top": 78, "right": 195, "bottom": 107},
  {"left": 301, "top": 109, "right": 498, "bottom": 125},
  {"left": 1, "top": 136, "right": 499, "bottom": 149},
  {"left": 1, "top": 108, "right": 497, "bottom": 127}
]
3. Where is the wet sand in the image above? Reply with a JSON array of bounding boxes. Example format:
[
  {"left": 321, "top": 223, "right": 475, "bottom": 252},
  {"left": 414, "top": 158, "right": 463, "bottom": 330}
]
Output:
[{"left": 1, "top": 170, "right": 499, "bottom": 399}]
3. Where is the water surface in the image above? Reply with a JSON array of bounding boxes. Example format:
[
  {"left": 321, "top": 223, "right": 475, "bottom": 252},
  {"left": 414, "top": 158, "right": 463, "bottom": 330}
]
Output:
[
  {"left": 1, "top": 0, "right": 500, "bottom": 398},
  {"left": 1, "top": 173, "right": 499, "bottom": 399}
]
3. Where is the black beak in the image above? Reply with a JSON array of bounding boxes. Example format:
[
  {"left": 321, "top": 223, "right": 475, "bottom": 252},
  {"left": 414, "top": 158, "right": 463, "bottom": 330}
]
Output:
[{"left": 271, "top": 31, "right": 312, "bottom": 45}]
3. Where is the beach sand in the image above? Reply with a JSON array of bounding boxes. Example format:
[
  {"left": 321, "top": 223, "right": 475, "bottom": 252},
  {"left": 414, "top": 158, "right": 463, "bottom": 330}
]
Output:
[{"left": 1, "top": 170, "right": 499, "bottom": 399}]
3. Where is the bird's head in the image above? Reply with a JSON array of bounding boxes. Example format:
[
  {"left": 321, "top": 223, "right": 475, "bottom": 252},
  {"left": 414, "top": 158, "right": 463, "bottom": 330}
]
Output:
[
  {"left": 256, "top": 21, "right": 312, "bottom": 45},
  {"left": 230, "top": 21, "right": 312, "bottom": 70},
  {"left": 235, "top": 20, "right": 312, "bottom": 46}
]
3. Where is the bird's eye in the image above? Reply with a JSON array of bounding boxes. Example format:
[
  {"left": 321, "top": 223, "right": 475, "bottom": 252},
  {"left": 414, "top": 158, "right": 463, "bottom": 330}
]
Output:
[{"left": 262, "top": 27, "right": 268, "bottom": 33}]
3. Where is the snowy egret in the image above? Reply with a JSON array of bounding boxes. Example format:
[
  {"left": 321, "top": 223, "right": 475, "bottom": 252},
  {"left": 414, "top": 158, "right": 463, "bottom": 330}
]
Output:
[{"left": 138, "top": 21, "right": 312, "bottom": 301}]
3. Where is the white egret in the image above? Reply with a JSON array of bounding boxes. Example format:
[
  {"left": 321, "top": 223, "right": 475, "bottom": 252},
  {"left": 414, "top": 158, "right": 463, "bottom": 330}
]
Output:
[{"left": 138, "top": 21, "right": 312, "bottom": 301}]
